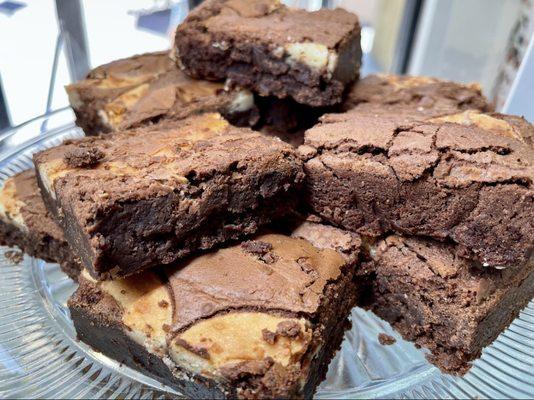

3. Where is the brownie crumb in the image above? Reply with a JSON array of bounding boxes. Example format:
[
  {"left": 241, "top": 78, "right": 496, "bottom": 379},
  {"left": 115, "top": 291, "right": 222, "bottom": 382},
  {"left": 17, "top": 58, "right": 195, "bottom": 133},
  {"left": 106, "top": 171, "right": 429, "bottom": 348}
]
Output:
[
  {"left": 220, "top": 357, "right": 274, "bottom": 380},
  {"left": 64, "top": 147, "right": 105, "bottom": 168},
  {"left": 241, "top": 240, "right": 279, "bottom": 264},
  {"left": 158, "top": 300, "right": 169, "bottom": 308},
  {"left": 262, "top": 328, "right": 277, "bottom": 345},
  {"left": 175, "top": 338, "right": 211, "bottom": 360},
  {"left": 378, "top": 333, "right": 396, "bottom": 346},
  {"left": 4, "top": 249, "right": 23, "bottom": 264},
  {"left": 276, "top": 320, "right": 301, "bottom": 338}
]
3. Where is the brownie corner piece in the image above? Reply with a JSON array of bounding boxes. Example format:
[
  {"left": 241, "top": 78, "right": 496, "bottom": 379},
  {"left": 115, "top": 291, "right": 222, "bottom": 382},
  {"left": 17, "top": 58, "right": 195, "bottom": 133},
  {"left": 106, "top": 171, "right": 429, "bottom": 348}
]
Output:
[
  {"left": 368, "top": 235, "right": 534, "bottom": 374},
  {"left": 301, "top": 108, "right": 534, "bottom": 268},
  {"left": 65, "top": 51, "right": 259, "bottom": 135},
  {"left": 69, "top": 220, "right": 360, "bottom": 398},
  {"left": 34, "top": 113, "right": 304, "bottom": 280},
  {"left": 0, "top": 169, "right": 79, "bottom": 280},
  {"left": 175, "top": 0, "right": 361, "bottom": 107}
]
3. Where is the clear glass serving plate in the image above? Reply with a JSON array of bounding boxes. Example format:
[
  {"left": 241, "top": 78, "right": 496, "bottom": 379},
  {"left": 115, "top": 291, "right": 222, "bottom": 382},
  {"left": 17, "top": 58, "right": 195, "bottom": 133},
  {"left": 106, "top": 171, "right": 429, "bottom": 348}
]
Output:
[{"left": 0, "top": 109, "right": 533, "bottom": 399}]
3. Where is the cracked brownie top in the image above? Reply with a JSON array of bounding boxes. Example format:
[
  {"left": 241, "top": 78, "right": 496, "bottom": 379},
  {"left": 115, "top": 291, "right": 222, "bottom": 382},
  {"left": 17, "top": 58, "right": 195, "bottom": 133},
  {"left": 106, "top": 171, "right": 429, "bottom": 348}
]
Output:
[
  {"left": 343, "top": 74, "right": 492, "bottom": 116},
  {"left": 300, "top": 107, "right": 534, "bottom": 268}
]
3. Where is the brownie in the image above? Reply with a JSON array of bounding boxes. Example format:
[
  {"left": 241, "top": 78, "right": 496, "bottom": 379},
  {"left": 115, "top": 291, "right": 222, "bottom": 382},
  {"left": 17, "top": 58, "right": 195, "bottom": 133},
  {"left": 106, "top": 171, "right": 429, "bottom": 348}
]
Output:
[
  {"left": 34, "top": 113, "right": 304, "bottom": 280},
  {"left": 365, "top": 235, "right": 534, "bottom": 374},
  {"left": 68, "top": 220, "right": 361, "bottom": 399},
  {"left": 0, "top": 170, "right": 79, "bottom": 279},
  {"left": 300, "top": 108, "right": 534, "bottom": 268},
  {"left": 343, "top": 74, "right": 492, "bottom": 115},
  {"left": 66, "top": 51, "right": 259, "bottom": 135},
  {"left": 174, "top": 0, "right": 361, "bottom": 107}
]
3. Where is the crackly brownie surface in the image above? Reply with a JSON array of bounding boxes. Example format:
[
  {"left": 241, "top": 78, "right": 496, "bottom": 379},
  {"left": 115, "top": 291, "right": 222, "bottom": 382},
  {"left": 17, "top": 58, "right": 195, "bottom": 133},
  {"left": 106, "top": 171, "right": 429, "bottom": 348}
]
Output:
[
  {"left": 0, "top": 170, "right": 79, "bottom": 279},
  {"left": 300, "top": 108, "right": 534, "bottom": 268},
  {"left": 34, "top": 113, "right": 303, "bottom": 280},
  {"left": 66, "top": 51, "right": 258, "bottom": 135},
  {"left": 367, "top": 235, "right": 534, "bottom": 374},
  {"left": 343, "top": 74, "right": 492, "bottom": 115},
  {"left": 69, "top": 221, "right": 360, "bottom": 398},
  {"left": 174, "top": 0, "right": 361, "bottom": 107}
]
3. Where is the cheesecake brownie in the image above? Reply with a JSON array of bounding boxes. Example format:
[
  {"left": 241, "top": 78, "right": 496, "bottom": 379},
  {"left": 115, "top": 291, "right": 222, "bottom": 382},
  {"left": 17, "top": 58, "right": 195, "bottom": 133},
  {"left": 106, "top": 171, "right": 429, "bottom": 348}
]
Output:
[
  {"left": 34, "top": 113, "right": 303, "bottom": 280},
  {"left": 69, "top": 220, "right": 361, "bottom": 398},
  {"left": 0, "top": 170, "right": 79, "bottom": 279},
  {"left": 300, "top": 108, "right": 534, "bottom": 268},
  {"left": 174, "top": 0, "right": 361, "bottom": 107},
  {"left": 66, "top": 51, "right": 258, "bottom": 135},
  {"left": 343, "top": 74, "right": 492, "bottom": 115},
  {"left": 366, "top": 235, "right": 534, "bottom": 374}
]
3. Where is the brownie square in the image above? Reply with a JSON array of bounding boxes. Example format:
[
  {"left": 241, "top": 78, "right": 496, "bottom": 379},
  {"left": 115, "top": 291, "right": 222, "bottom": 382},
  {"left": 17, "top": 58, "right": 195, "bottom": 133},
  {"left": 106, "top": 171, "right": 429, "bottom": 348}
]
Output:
[
  {"left": 343, "top": 74, "right": 492, "bottom": 115},
  {"left": 34, "top": 113, "right": 303, "bottom": 280},
  {"left": 66, "top": 51, "right": 259, "bottom": 135},
  {"left": 366, "top": 235, "right": 534, "bottom": 374},
  {"left": 300, "top": 108, "right": 534, "bottom": 268},
  {"left": 0, "top": 170, "right": 79, "bottom": 279},
  {"left": 174, "top": 0, "right": 361, "bottom": 107},
  {"left": 68, "top": 220, "right": 361, "bottom": 398}
]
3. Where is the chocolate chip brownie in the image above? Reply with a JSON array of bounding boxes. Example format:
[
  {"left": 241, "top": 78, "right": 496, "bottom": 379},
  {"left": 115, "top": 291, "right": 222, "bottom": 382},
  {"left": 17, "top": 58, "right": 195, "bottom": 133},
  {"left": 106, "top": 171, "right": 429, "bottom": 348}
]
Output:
[
  {"left": 174, "top": 0, "right": 361, "bottom": 107},
  {"left": 69, "top": 220, "right": 361, "bottom": 398},
  {"left": 366, "top": 235, "right": 534, "bottom": 374},
  {"left": 34, "top": 113, "right": 304, "bottom": 280},
  {"left": 66, "top": 51, "right": 258, "bottom": 135},
  {"left": 300, "top": 108, "right": 534, "bottom": 268},
  {"left": 0, "top": 170, "right": 79, "bottom": 279}
]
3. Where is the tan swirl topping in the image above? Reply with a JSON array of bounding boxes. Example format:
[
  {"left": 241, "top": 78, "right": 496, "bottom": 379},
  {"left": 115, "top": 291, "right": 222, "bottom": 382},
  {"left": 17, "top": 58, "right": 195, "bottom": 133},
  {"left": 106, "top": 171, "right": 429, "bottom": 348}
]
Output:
[
  {"left": 170, "top": 312, "right": 311, "bottom": 378},
  {"left": 430, "top": 110, "right": 523, "bottom": 142}
]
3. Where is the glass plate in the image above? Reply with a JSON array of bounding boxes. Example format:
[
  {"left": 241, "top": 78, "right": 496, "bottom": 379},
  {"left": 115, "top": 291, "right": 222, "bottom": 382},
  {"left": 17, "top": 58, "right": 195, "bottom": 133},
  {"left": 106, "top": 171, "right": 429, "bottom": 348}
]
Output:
[{"left": 0, "top": 109, "right": 533, "bottom": 399}]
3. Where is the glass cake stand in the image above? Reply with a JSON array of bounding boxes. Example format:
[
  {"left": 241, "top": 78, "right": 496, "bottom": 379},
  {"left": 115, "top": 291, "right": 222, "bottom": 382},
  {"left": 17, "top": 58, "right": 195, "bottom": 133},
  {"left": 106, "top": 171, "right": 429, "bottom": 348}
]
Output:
[{"left": 0, "top": 109, "right": 533, "bottom": 399}]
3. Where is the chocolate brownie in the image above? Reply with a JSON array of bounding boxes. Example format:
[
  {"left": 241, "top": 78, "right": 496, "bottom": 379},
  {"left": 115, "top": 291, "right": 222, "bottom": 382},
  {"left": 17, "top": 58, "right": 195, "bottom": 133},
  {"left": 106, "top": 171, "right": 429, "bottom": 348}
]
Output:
[
  {"left": 68, "top": 220, "right": 361, "bottom": 398},
  {"left": 174, "top": 0, "right": 361, "bottom": 107},
  {"left": 66, "top": 51, "right": 258, "bottom": 135},
  {"left": 300, "top": 108, "right": 534, "bottom": 268},
  {"left": 34, "top": 113, "right": 304, "bottom": 280},
  {"left": 0, "top": 170, "right": 79, "bottom": 279},
  {"left": 343, "top": 74, "right": 492, "bottom": 115},
  {"left": 366, "top": 235, "right": 534, "bottom": 374}
]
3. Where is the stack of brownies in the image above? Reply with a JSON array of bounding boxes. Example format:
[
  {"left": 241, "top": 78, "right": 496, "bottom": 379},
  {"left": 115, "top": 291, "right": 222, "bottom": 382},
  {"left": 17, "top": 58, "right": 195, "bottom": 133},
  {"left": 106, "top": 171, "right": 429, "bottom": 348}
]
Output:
[{"left": 0, "top": 0, "right": 533, "bottom": 398}]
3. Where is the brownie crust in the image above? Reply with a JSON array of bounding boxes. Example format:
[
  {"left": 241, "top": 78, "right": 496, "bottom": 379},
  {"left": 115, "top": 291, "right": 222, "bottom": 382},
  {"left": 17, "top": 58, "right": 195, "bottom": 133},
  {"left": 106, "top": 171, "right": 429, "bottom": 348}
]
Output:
[
  {"left": 174, "top": 0, "right": 361, "bottom": 107},
  {"left": 69, "top": 221, "right": 360, "bottom": 398},
  {"left": 0, "top": 170, "right": 79, "bottom": 279},
  {"left": 66, "top": 51, "right": 259, "bottom": 135},
  {"left": 343, "top": 74, "right": 492, "bottom": 115},
  {"left": 300, "top": 109, "right": 534, "bottom": 268},
  {"left": 34, "top": 113, "right": 304, "bottom": 279},
  {"left": 367, "top": 235, "right": 534, "bottom": 374}
]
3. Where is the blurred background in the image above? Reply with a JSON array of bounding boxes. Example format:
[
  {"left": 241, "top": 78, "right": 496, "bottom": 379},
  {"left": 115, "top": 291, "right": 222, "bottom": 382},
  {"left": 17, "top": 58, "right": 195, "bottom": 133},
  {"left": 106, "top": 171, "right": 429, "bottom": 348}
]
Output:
[{"left": 0, "top": 0, "right": 532, "bottom": 132}]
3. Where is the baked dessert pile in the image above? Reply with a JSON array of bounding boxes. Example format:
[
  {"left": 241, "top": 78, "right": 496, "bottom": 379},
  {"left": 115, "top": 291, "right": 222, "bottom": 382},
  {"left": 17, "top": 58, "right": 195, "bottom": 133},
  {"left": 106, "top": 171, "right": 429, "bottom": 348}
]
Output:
[{"left": 0, "top": 0, "right": 532, "bottom": 398}]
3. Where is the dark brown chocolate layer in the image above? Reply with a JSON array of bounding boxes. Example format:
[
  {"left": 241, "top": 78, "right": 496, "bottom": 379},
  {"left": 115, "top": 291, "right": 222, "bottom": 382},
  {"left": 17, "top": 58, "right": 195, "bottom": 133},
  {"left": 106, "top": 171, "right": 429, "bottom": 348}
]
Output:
[
  {"left": 174, "top": 0, "right": 361, "bottom": 107},
  {"left": 34, "top": 113, "right": 303, "bottom": 280},
  {"left": 0, "top": 170, "right": 79, "bottom": 279},
  {"left": 300, "top": 108, "right": 534, "bottom": 268},
  {"left": 69, "top": 220, "right": 360, "bottom": 398},
  {"left": 367, "top": 235, "right": 534, "bottom": 374}
]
